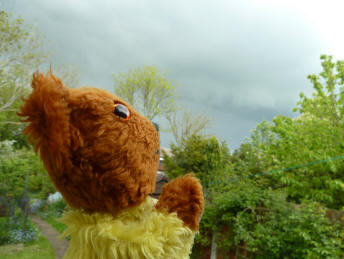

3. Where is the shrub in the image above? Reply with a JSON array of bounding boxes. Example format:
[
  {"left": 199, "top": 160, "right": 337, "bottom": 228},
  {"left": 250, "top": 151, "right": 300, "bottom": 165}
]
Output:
[
  {"left": 198, "top": 179, "right": 343, "bottom": 259},
  {"left": 239, "top": 202, "right": 343, "bottom": 258},
  {"left": 0, "top": 216, "right": 10, "bottom": 244},
  {"left": 0, "top": 211, "right": 38, "bottom": 245},
  {"left": 38, "top": 198, "right": 67, "bottom": 219}
]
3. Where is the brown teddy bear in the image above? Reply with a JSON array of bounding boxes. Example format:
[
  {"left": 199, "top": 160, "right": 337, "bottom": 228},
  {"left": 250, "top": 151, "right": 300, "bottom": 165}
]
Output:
[{"left": 19, "top": 72, "right": 204, "bottom": 259}]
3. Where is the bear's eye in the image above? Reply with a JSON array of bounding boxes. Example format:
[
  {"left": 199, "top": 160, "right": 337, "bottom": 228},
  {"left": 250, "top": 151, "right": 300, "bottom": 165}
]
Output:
[{"left": 114, "top": 104, "right": 130, "bottom": 121}]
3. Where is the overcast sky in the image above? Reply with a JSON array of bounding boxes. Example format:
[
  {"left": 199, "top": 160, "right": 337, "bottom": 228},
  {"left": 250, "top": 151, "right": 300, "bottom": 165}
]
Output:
[{"left": 2, "top": 0, "right": 344, "bottom": 150}]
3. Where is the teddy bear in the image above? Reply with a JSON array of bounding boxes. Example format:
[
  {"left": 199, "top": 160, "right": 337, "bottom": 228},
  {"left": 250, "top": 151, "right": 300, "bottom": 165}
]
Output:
[{"left": 19, "top": 72, "right": 204, "bottom": 259}]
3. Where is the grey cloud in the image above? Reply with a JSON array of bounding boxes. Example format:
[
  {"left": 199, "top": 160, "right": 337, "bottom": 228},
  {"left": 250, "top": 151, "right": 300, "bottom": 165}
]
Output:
[{"left": 2, "top": 0, "right": 334, "bottom": 149}]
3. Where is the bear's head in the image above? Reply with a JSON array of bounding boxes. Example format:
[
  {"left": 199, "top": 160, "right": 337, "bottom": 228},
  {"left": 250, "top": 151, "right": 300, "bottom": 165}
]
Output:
[{"left": 19, "top": 72, "right": 160, "bottom": 215}]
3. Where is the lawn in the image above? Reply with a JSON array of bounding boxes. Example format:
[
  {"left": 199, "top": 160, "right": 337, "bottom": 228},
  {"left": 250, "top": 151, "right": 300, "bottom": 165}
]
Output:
[
  {"left": 0, "top": 233, "right": 55, "bottom": 259},
  {"left": 45, "top": 217, "right": 67, "bottom": 234}
]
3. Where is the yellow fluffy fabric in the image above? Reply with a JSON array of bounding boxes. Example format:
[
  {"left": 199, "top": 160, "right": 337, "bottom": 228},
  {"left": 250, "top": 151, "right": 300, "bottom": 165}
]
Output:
[{"left": 59, "top": 197, "right": 196, "bottom": 259}]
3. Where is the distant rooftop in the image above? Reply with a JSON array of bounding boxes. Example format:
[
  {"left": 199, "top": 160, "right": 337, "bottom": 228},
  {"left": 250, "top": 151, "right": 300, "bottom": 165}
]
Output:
[{"left": 160, "top": 147, "right": 172, "bottom": 158}]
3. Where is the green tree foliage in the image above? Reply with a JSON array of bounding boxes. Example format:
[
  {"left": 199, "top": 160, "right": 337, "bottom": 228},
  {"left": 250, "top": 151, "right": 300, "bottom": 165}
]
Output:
[
  {"left": 113, "top": 66, "right": 177, "bottom": 121},
  {"left": 0, "top": 141, "right": 55, "bottom": 203},
  {"left": 203, "top": 181, "right": 343, "bottom": 258},
  {"left": 191, "top": 55, "right": 344, "bottom": 258},
  {"left": 164, "top": 134, "right": 234, "bottom": 258},
  {"left": 0, "top": 11, "right": 49, "bottom": 114},
  {"left": 0, "top": 11, "right": 48, "bottom": 111},
  {"left": 0, "top": 11, "right": 50, "bottom": 146},
  {"left": 231, "top": 120, "right": 278, "bottom": 177},
  {"left": 163, "top": 134, "right": 231, "bottom": 189},
  {"left": 0, "top": 211, "right": 38, "bottom": 245},
  {"left": 230, "top": 55, "right": 344, "bottom": 208},
  {"left": 259, "top": 55, "right": 344, "bottom": 208},
  {"left": 0, "top": 11, "right": 81, "bottom": 147}
]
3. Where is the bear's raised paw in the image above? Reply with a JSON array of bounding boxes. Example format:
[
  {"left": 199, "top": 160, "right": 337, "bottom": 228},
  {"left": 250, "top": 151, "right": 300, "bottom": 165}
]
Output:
[{"left": 155, "top": 174, "right": 204, "bottom": 231}]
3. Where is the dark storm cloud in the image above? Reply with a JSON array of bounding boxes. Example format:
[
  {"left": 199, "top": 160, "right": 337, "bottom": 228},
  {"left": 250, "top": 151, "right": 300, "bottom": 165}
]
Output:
[{"left": 1, "top": 0, "right": 333, "bottom": 148}]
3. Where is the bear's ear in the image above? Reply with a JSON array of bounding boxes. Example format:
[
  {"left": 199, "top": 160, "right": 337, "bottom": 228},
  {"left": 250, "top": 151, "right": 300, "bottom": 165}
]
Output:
[{"left": 19, "top": 72, "right": 72, "bottom": 157}]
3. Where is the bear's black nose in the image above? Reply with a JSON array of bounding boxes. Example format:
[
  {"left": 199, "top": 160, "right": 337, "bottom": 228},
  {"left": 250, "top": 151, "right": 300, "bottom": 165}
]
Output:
[{"left": 152, "top": 122, "right": 159, "bottom": 132}]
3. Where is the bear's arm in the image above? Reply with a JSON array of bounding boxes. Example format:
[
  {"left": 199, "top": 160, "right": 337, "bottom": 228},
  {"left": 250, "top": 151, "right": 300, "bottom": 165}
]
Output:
[{"left": 155, "top": 174, "right": 204, "bottom": 231}]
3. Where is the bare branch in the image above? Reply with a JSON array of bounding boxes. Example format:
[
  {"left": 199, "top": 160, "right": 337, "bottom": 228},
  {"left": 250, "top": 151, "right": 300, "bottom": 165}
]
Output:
[{"left": 167, "top": 109, "right": 212, "bottom": 145}]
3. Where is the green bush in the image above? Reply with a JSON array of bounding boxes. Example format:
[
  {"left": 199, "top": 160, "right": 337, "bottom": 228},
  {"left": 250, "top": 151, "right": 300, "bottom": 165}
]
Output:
[
  {"left": 0, "top": 211, "right": 38, "bottom": 245},
  {"left": 34, "top": 198, "right": 68, "bottom": 235},
  {"left": 38, "top": 198, "right": 67, "bottom": 219},
  {"left": 0, "top": 217, "right": 10, "bottom": 244},
  {"left": 245, "top": 203, "right": 343, "bottom": 258},
  {"left": 198, "top": 180, "right": 343, "bottom": 259}
]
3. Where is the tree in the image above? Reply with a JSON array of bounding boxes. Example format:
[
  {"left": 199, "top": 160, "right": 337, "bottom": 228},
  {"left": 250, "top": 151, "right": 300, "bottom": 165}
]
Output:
[
  {"left": 163, "top": 134, "right": 232, "bottom": 258},
  {"left": 167, "top": 109, "right": 212, "bottom": 146},
  {"left": 264, "top": 55, "right": 344, "bottom": 208},
  {"left": 0, "top": 11, "right": 49, "bottom": 147},
  {"left": 0, "top": 11, "right": 81, "bottom": 147},
  {"left": 296, "top": 55, "right": 344, "bottom": 148},
  {"left": 230, "top": 55, "right": 344, "bottom": 208},
  {"left": 192, "top": 55, "right": 344, "bottom": 258},
  {"left": 203, "top": 184, "right": 343, "bottom": 258},
  {"left": 113, "top": 66, "right": 177, "bottom": 121},
  {"left": 0, "top": 140, "right": 55, "bottom": 202},
  {"left": 231, "top": 120, "right": 278, "bottom": 177},
  {"left": 0, "top": 11, "right": 49, "bottom": 115},
  {"left": 163, "top": 134, "right": 231, "bottom": 189}
]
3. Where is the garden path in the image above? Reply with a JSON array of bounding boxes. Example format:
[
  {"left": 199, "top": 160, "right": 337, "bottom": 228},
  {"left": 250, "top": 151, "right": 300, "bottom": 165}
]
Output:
[{"left": 30, "top": 215, "right": 69, "bottom": 259}]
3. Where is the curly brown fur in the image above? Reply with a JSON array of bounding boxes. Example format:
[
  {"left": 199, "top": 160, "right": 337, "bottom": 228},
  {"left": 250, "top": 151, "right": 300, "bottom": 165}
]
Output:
[
  {"left": 155, "top": 174, "right": 204, "bottom": 231},
  {"left": 19, "top": 72, "right": 160, "bottom": 215}
]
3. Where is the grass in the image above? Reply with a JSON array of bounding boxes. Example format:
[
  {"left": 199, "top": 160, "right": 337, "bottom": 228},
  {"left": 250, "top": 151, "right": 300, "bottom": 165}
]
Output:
[
  {"left": 45, "top": 217, "right": 67, "bottom": 234},
  {"left": 36, "top": 198, "right": 68, "bottom": 235},
  {"left": 0, "top": 233, "right": 55, "bottom": 259}
]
